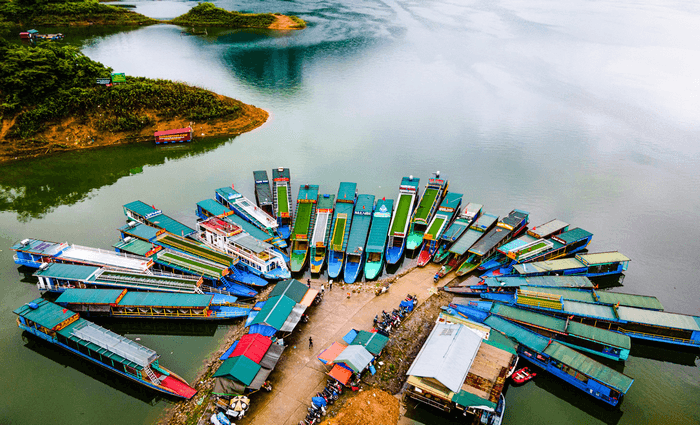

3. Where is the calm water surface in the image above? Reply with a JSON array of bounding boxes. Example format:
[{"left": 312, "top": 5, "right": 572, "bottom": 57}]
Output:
[{"left": 1, "top": 0, "right": 699, "bottom": 424}]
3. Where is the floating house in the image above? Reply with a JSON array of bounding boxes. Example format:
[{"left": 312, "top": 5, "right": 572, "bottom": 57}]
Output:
[
  {"left": 154, "top": 127, "right": 193, "bottom": 144},
  {"left": 386, "top": 176, "right": 420, "bottom": 265},
  {"left": 15, "top": 299, "right": 197, "bottom": 399},
  {"left": 364, "top": 198, "right": 394, "bottom": 280},
  {"left": 309, "top": 194, "right": 336, "bottom": 273}
]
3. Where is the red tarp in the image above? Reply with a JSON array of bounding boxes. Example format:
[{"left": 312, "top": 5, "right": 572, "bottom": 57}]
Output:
[
  {"left": 154, "top": 127, "right": 192, "bottom": 137},
  {"left": 317, "top": 341, "right": 347, "bottom": 364},
  {"left": 230, "top": 333, "right": 273, "bottom": 364},
  {"left": 161, "top": 375, "right": 197, "bottom": 399},
  {"left": 328, "top": 364, "right": 353, "bottom": 385}
]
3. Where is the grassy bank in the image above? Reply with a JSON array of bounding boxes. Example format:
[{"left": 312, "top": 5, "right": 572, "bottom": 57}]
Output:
[{"left": 168, "top": 2, "right": 305, "bottom": 29}]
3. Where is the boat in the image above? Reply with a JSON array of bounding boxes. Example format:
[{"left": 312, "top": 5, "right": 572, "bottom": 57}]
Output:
[
  {"left": 511, "top": 367, "right": 536, "bottom": 384},
  {"left": 454, "top": 209, "right": 529, "bottom": 276},
  {"left": 386, "top": 176, "right": 420, "bottom": 265},
  {"left": 154, "top": 127, "right": 193, "bottom": 144},
  {"left": 495, "top": 251, "right": 631, "bottom": 279},
  {"left": 435, "top": 212, "right": 499, "bottom": 280},
  {"left": 309, "top": 194, "right": 335, "bottom": 273},
  {"left": 432, "top": 203, "right": 482, "bottom": 264},
  {"left": 198, "top": 217, "right": 290, "bottom": 281},
  {"left": 364, "top": 198, "right": 394, "bottom": 280},
  {"left": 15, "top": 298, "right": 197, "bottom": 399},
  {"left": 253, "top": 170, "right": 275, "bottom": 217},
  {"left": 272, "top": 167, "right": 293, "bottom": 240},
  {"left": 344, "top": 194, "right": 375, "bottom": 283},
  {"left": 289, "top": 185, "right": 319, "bottom": 272},
  {"left": 327, "top": 183, "right": 357, "bottom": 279},
  {"left": 444, "top": 275, "right": 596, "bottom": 297},
  {"left": 478, "top": 219, "right": 569, "bottom": 272},
  {"left": 417, "top": 192, "right": 462, "bottom": 266},
  {"left": 482, "top": 227, "right": 593, "bottom": 276},
  {"left": 123, "top": 201, "right": 197, "bottom": 239},
  {"left": 215, "top": 186, "right": 286, "bottom": 249},
  {"left": 405, "top": 172, "right": 449, "bottom": 252}
]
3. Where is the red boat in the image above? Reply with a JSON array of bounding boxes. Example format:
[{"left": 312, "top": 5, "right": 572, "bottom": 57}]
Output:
[
  {"left": 512, "top": 367, "right": 536, "bottom": 384},
  {"left": 416, "top": 244, "right": 433, "bottom": 266}
]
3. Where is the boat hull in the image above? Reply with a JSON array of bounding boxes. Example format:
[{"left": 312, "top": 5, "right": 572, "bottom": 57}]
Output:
[
  {"left": 278, "top": 224, "right": 291, "bottom": 240},
  {"left": 364, "top": 254, "right": 383, "bottom": 280},
  {"left": 327, "top": 250, "right": 344, "bottom": 279},
  {"left": 290, "top": 250, "right": 308, "bottom": 273},
  {"left": 343, "top": 254, "right": 363, "bottom": 284},
  {"left": 309, "top": 249, "right": 325, "bottom": 274},
  {"left": 432, "top": 244, "right": 450, "bottom": 263},
  {"left": 405, "top": 232, "right": 424, "bottom": 251},
  {"left": 385, "top": 242, "right": 405, "bottom": 265}
]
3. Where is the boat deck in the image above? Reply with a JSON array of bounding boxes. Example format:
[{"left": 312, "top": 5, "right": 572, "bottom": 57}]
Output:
[
  {"left": 389, "top": 193, "right": 414, "bottom": 235},
  {"left": 413, "top": 188, "right": 438, "bottom": 222},
  {"left": 330, "top": 197, "right": 355, "bottom": 251},
  {"left": 276, "top": 185, "right": 289, "bottom": 216},
  {"left": 346, "top": 195, "right": 375, "bottom": 255},
  {"left": 60, "top": 244, "right": 152, "bottom": 272},
  {"left": 527, "top": 219, "right": 569, "bottom": 239},
  {"left": 157, "top": 233, "right": 234, "bottom": 266},
  {"left": 292, "top": 202, "right": 314, "bottom": 239},
  {"left": 156, "top": 249, "right": 228, "bottom": 280},
  {"left": 469, "top": 211, "right": 528, "bottom": 256},
  {"left": 482, "top": 276, "right": 595, "bottom": 289},
  {"left": 311, "top": 195, "right": 335, "bottom": 246},
  {"left": 216, "top": 187, "right": 278, "bottom": 230},
  {"left": 253, "top": 170, "right": 273, "bottom": 207},
  {"left": 366, "top": 199, "right": 394, "bottom": 253},
  {"left": 449, "top": 213, "right": 498, "bottom": 255}
]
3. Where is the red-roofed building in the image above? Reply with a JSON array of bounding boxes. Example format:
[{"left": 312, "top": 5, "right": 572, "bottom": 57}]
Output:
[
  {"left": 154, "top": 127, "right": 193, "bottom": 144},
  {"left": 230, "top": 333, "right": 273, "bottom": 364}
]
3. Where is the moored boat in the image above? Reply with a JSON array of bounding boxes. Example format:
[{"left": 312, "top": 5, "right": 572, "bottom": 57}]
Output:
[
  {"left": 309, "top": 194, "right": 335, "bottom": 273},
  {"left": 215, "top": 186, "right": 286, "bottom": 249},
  {"left": 405, "top": 172, "right": 449, "bottom": 252},
  {"left": 494, "top": 251, "right": 630, "bottom": 279},
  {"left": 289, "top": 185, "right": 319, "bottom": 272},
  {"left": 436, "top": 212, "right": 499, "bottom": 280},
  {"left": 123, "top": 201, "right": 197, "bottom": 239},
  {"left": 327, "top": 183, "right": 357, "bottom": 279},
  {"left": 344, "top": 194, "right": 375, "bottom": 283},
  {"left": 433, "top": 203, "right": 482, "bottom": 264},
  {"left": 386, "top": 176, "right": 420, "bottom": 265},
  {"left": 417, "top": 192, "right": 462, "bottom": 266},
  {"left": 272, "top": 168, "right": 293, "bottom": 240},
  {"left": 364, "top": 198, "right": 394, "bottom": 280},
  {"left": 15, "top": 298, "right": 197, "bottom": 399},
  {"left": 253, "top": 170, "right": 275, "bottom": 217}
]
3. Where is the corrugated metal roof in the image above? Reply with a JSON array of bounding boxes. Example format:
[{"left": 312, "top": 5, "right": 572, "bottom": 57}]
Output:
[
  {"left": 406, "top": 322, "right": 482, "bottom": 393},
  {"left": 272, "top": 167, "right": 290, "bottom": 180},
  {"left": 566, "top": 321, "right": 631, "bottom": 349},
  {"left": 346, "top": 195, "right": 375, "bottom": 254},
  {"left": 11, "top": 238, "right": 66, "bottom": 255},
  {"left": 253, "top": 171, "right": 273, "bottom": 205},
  {"left": 148, "top": 214, "right": 195, "bottom": 238},
  {"left": 230, "top": 333, "right": 272, "bottom": 364},
  {"left": 527, "top": 219, "right": 569, "bottom": 238},
  {"left": 250, "top": 295, "right": 296, "bottom": 330},
  {"left": 66, "top": 319, "right": 158, "bottom": 368},
  {"left": 224, "top": 213, "right": 272, "bottom": 242},
  {"left": 543, "top": 342, "right": 634, "bottom": 393},
  {"left": 596, "top": 292, "right": 664, "bottom": 311},
  {"left": 297, "top": 184, "right": 319, "bottom": 201},
  {"left": 617, "top": 306, "right": 700, "bottom": 331},
  {"left": 562, "top": 300, "right": 617, "bottom": 320},
  {"left": 577, "top": 251, "right": 630, "bottom": 265},
  {"left": 124, "top": 201, "right": 159, "bottom": 218},
  {"left": 34, "top": 263, "right": 100, "bottom": 281},
  {"left": 334, "top": 345, "right": 374, "bottom": 373},
  {"left": 449, "top": 213, "right": 499, "bottom": 255},
  {"left": 483, "top": 276, "right": 594, "bottom": 289},
  {"left": 366, "top": 198, "right": 393, "bottom": 252},
  {"left": 268, "top": 279, "right": 309, "bottom": 303},
  {"left": 337, "top": 182, "right": 357, "bottom": 202},
  {"left": 56, "top": 288, "right": 123, "bottom": 305},
  {"left": 113, "top": 238, "right": 154, "bottom": 256},
  {"left": 254, "top": 170, "right": 269, "bottom": 183},
  {"left": 484, "top": 329, "right": 518, "bottom": 355},
  {"left": 351, "top": 330, "right": 389, "bottom": 355},
  {"left": 552, "top": 227, "right": 592, "bottom": 244},
  {"left": 58, "top": 318, "right": 141, "bottom": 369},
  {"left": 229, "top": 233, "right": 272, "bottom": 253},
  {"left": 14, "top": 298, "right": 79, "bottom": 329},
  {"left": 118, "top": 291, "right": 212, "bottom": 307},
  {"left": 120, "top": 223, "right": 161, "bottom": 241},
  {"left": 483, "top": 315, "right": 549, "bottom": 352}
]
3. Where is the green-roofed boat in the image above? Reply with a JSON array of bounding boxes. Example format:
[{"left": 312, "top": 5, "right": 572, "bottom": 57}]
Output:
[
  {"left": 14, "top": 298, "right": 197, "bottom": 399},
  {"left": 328, "top": 183, "right": 357, "bottom": 279},
  {"left": 364, "top": 198, "right": 394, "bottom": 280},
  {"left": 417, "top": 192, "right": 462, "bottom": 266},
  {"left": 344, "top": 194, "right": 375, "bottom": 283},
  {"left": 310, "top": 194, "right": 335, "bottom": 273},
  {"left": 123, "top": 201, "right": 196, "bottom": 239},
  {"left": 406, "top": 172, "right": 449, "bottom": 252},
  {"left": 272, "top": 167, "right": 293, "bottom": 240},
  {"left": 386, "top": 176, "right": 420, "bottom": 265},
  {"left": 290, "top": 184, "right": 319, "bottom": 272},
  {"left": 433, "top": 203, "right": 482, "bottom": 264},
  {"left": 435, "top": 212, "right": 499, "bottom": 280}
]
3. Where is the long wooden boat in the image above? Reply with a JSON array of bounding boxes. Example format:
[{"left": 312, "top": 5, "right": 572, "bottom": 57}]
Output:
[
  {"left": 417, "top": 192, "right": 462, "bottom": 266},
  {"left": 406, "top": 172, "right": 449, "bottom": 252},
  {"left": 435, "top": 212, "right": 498, "bottom": 280},
  {"left": 215, "top": 186, "right": 287, "bottom": 249},
  {"left": 386, "top": 176, "right": 420, "bottom": 265},
  {"left": 272, "top": 168, "right": 293, "bottom": 240},
  {"left": 328, "top": 183, "right": 357, "bottom": 279},
  {"left": 309, "top": 194, "right": 335, "bottom": 273},
  {"left": 290, "top": 185, "right": 319, "bottom": 272},
  {"left": 344, "top": 194, "right": 375, "bottom": 283},
  {"left": 123, "top": 200, "right": 196, "bottom": 239},
  {"left": 455, "top": 209, "right": 529, "bottom": 276},
  {"left": 55, "top": 288, "right": 251, "bottom": 320},
  {"left": 433, "top": 203, "right": 482, "bottom": 264},
  {"left": 444, "top": 275, "right": 596, "bottom": 297},
  {"left": 15, "top": 299, "right": 197, "bottom": 399},
  {"left": 253, "top": 170, "right": 274, "bottom": 217},
  {"left": 364, "top": 198, "right": 394, "bottom": 280},
  {"left": 491, "top": 251, "right": 631, "bottom": 279}
]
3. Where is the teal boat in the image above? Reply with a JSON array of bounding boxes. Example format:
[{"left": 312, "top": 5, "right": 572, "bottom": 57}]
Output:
[
  {"left": 364, "top": 198, "right": 393, "bottom": 280},
  {"left": 328, "top": 183, "right": 357, "bottom": 279},
  {"left": 405, "top": 172, "right": 449, "bottom": 252},
  {"left": 272, "top": 168, "right": 293, "bottom": 240},
  {"left": 344, "top": 194, "right": 375, "bottom": 283},
  {"left": 309, "top": 194, "right": 335, "bottom": 273},
  {"left": 417, "top": 192, "right": 462, "bottom": 266},
  {"left": 433, "top": 203, "right": 482, "bottom": 264},
  {"left": 290, "top": 185, "right": 319, "bottom": 272}
]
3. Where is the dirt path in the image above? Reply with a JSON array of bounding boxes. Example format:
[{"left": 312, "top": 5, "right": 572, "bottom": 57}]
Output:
[{"left": 268, "top": 15, "right": 302, "bottom": 30}]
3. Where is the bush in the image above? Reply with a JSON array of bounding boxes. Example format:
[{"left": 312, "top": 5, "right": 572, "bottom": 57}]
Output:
[{"left": 168, "top": 2, "right": 276, "bottom": 28}]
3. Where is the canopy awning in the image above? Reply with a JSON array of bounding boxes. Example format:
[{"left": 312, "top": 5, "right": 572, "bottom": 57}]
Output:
[
  {"left": 318, "top": 342, "right": 347, "bottom": 364},
  {"left": 328, "top": 364, "right": 353, "bottom": 385}
]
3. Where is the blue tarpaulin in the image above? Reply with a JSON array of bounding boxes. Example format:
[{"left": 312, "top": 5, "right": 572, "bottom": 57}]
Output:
[
  {"left": 312, "top": 397, "right": 327, "bottom": 408},
  {"left": 369, "top": 364, "right": 376, "bottom": 375},
  {"left": 449, "top": 303, "right": 489, "bottom": 322},
  {"left": 342, "top": 329, "right": 358, "bottom": 344},
  {"left": 400, "top": 300, "right": 415, "bottom": 311},
  {"left": 248, "top": 324, "right": 276, "bottom": 337},
  {"left": 220, "top": 341, "right": 239, "bottom": 360}
]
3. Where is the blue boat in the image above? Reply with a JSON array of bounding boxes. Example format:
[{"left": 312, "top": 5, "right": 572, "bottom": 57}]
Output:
[
  {"left": 386, "top": 176, "right": 420, "bottom": 265},
  {"left": 272, "top": 167, "right": 293, "bottom": 240},
  {"left": 489, "top": 251, "right": 630, "bottom": 279},
  {"left": 327, "top": 183, "right": 357, "bottom": 279},
  {"left": 343, "top": 194, "right": 375, "bottom": 283}
]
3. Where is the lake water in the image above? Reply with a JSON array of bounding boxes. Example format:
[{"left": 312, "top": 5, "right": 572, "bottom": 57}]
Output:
[{"left": 1, "top": 0, "right": 699, "bottom": 424}]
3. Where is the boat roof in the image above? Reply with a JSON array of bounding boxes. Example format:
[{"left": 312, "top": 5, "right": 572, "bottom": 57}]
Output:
[
  {"left": 253, "top": 171, "right": 273, "bottom": 205},
  {"left": 14, "top": 298, "right": 79, "bottom": 330},
  {"left": 440, "top": 203, "right": 482, "bottom": 242},
  {"left": 154, "top": 127, "right": 191, "bottom": 136},
  {"left": 577, "top": 251, "right": 630, "bottom": 265},
  {"left": 448, "top": 213, "right": 499, "bottom": 255},
  {"left": 113, "top": 238, "right": 156, "bottom": 257},
  {"left": 400, "top": 176, "right": 420, "bottom": 191},
  {"left": 498, "top": 234, "right": 539, "bottom": 255},
  {"left": 124, "top": 200, "right": 160, "bottom": 218},
  {"left": 59, "top": 244, "right": 152, "bottom": 272},
  {"left": 229, "top": 233, "right": 273, "bottom": 253},
  {"left": 551, "top": 227, "right": 592, "bottom": 244},
  {"left": 439, "top": 192, "right": 462, "bottom": 210},
  {"left": 120, "top": 222, "right": 162, "bottom": 241},
  {"left": 225, "top": 213, "right": 273, "bottom": 242},
  {"left": 317, "top": 194, "right": 335, "bottom": 210},
  {"left": 366, "top": 198, "right": 394, "bottom": 252},
  {"left": 118, "top": 291, "right": 213, "bottom": 308},
  {"left": 406, "top": 322, "right": 482, "bottom": 393},
  {"left": 388, "top": 192, "right": 414, "bottom": 236},
  {"left": 311, "top": 195, "right": 335, "bottom": 246},
  {"left": 618, "top": 306, "right": 700, "bottom": 331},
  {"left": 527, "top": 219, "right": 569, "bottom": 239},
  {"left": 157, "top": 233, "right": 234, "bottom": 267},
  {"left": 154, "top": 249, "right": 227, "bottom": 279},
  {"left": 337, "top": 182, "right": 357, "bottom": 203},
  {"left": 148, "top": 214, "right": 196, "bottom": 238},
  {"left": 56, "top": 288, "right": 124, "bottom": 305},
  {"left": 491, "top": 303, "right": 630, "bottom": 349},
  {"left": 561, "top": 300, "right": 617, "bottom": 320},
  {"left": 35, "top": 262, "right": 101, "bottom": 281},
  {"left": 253, "top": 170, "right": 269, "bottom": 184},
  {"left": 11, "top": 238, "right": 66, "bottom": 256},
  {"left": 520, "top": 286, "right": 664, "bottom": 310},
  {"left": 272, "top": 167, "right": 290, "bottom": 181},
  {"left": 499, "top": 209, "right": 529, "bottom": 230},
  {"left": 198, "top": 199, "right": 231, "bottom": 217},
  {"left": 297, "top": 184, "right": 319, "bottom": 202},
  {"left": 472, "top": 212, "right": 499, "bottom": 232},
  {"left": 346, "top": 195, "right": 375, "bottom": 254},
  {"left": 483, "top": 276, "right": 594, "bottom": 289},
  {"left": 469, "top": 213, "right": 524, "bottom": 257},
  {"left": 513, "top": 257, "right": 585, "bottom": 274}
]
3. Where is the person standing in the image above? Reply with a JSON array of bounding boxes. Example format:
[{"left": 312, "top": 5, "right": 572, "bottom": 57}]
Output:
[
  {"left": 306, "top": 279, "right": 311, "bottom": 288},
  {"left": 329, "top": 280, "right": 333, "bottom": 291},
  {"left": 309, "top": 336, "right": 313, "bottom": 349}
]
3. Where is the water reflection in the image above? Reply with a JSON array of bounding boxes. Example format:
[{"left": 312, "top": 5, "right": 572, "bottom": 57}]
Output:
[
  {"left": 94, "top": 318, "right": 220, "bottom": 337},
  {"left": 0, "top": 136, "right": 233, "bottom": 222},
  {"left": 629, "top": 340, "right": 700, "bottom": 367}
]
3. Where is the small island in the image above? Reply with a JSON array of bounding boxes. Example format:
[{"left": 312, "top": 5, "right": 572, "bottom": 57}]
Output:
[
  {"left": 168, "top": 3, "right": 306, "bottom": 30},
  {"left": 0, "top": 41, "right": 268, "bottom": 163}
]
